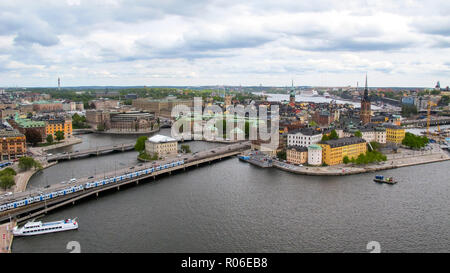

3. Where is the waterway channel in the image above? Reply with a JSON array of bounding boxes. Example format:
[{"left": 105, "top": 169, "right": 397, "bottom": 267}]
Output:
[{"left": 12, "top": 128, "right": 450, "bottom": 252}]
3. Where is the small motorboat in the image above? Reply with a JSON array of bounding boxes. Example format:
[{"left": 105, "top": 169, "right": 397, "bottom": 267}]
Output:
[{"left": 374, "top": 175, "right": 397, "bottom": 185}]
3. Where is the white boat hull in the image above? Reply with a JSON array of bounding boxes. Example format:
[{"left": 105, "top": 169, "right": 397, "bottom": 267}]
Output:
[{"left": 13, "top": 219, "right": 78, "bottom": 236}]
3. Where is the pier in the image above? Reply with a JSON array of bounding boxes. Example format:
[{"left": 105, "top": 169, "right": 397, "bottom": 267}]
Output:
[{"left": 0, "top": 142, "right": 250, "bottom": 225}]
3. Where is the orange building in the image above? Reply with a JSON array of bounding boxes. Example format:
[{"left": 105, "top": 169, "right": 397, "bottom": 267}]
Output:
[{"left": 0, "top": 129, "right": 27, "bottom": 160}]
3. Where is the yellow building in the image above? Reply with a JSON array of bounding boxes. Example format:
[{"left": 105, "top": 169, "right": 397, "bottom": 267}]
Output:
[
  {"left": 384, "top": 124, "right": 405, "bottom": 144},
  {"left": 320, "top": 137, "right": 367, "bottom": 166},
  {"left": 45, "top": 118, "right": 73, "bottom": 139},
  {"left": 286, "top": 146, "right": 308, "bottom": 165}
]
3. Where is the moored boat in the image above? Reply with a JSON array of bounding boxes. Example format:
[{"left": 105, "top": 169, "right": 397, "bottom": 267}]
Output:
[{"left": 13, "top": 218, "right": 78, "bottom": 236}]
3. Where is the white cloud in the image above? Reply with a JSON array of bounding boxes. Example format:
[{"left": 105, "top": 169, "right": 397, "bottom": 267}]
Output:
[{"left": 0, "top": 0, "right": 450, "bottom": 87}]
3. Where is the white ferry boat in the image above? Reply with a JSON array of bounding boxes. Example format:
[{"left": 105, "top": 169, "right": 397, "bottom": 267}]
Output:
[{"left": 13, "top": 218, "right": 78, "bottom": 236}]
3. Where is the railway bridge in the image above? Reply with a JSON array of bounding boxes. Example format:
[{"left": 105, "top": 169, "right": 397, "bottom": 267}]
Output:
[{"left": 0, "top": 142, "right": 250, "bottom": 224}]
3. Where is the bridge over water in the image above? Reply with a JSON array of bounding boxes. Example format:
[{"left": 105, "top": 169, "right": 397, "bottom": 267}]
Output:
[
  {"left": 47, "top": 143, "right": 136, "bottom": 161},
  {"left": 0, "top": 142, "right": 250, "bottom": 224}
]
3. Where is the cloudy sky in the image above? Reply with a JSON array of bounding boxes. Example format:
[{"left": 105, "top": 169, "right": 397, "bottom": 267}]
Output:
[{"left": 1, "top": 0, "right": 450, "bottom": 87}]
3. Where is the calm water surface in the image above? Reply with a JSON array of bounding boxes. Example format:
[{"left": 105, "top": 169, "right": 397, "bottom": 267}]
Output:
[{"left": 12, "top": 130, "right": 450, "bottom": 253}]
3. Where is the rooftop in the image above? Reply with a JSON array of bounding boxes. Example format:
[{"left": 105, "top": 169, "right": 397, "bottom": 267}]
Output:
[
  {"left": 147, "top": 134, "right": 177, "bottom": 143},
  {"left": 320, "top": 137, "right": 366, "bottom": 148},
  {"left": 308, "top": 144, "right": 322, "bottom": 150},
  {"left": 289, "top": 127, "right": 322, "bottom": 136},
  {"left": 287, "top": 146, "right": 308, "bottom": 152}
]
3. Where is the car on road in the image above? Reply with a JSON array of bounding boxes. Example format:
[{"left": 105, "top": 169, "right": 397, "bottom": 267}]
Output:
[
  {"left": 70, "top": 178, "right": 77, "bottom": 183},
  {"left": 129, "top": 167, "right": 135, "bottom": 169},
  {"left": 44, "top": 185, "right": 50, "bottom": 188},
  {"left": 47, "top": 153, "right": 53, "bottom": 156},
  {"left": 88, "top": 176, "right": 94, "bottom": 179}
]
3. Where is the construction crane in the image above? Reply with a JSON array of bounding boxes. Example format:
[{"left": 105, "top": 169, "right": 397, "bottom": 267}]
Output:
[{"left": 426, "top": 101, "right": 438, "bottom": 137}]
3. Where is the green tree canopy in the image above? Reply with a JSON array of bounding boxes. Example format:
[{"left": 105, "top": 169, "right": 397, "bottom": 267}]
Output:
[
  {"left": 354, "top": 130, "right": 362, "bottom": 138},
  {"left": 0, "top": 167, "right": 17, "bottom": 176},
  {"left": 134, "top": 136, "right": 148, "bottom": 152},
  {"left": 0, "top": 174, "right": 15, "bottom": 190},
  {"left": 55, "top": 131, "right": 65, "bottom": 141},
  {"left": 18, "top": 156, "right": 42, "bottom": 171},
  {"left": 402, "top": 132, "right": 429, "bottom": 149},
  {"left": 180, "top": 144, "right": 191, "bottom": 153},
  {"left": 46, "top": 134, "right": 54, "bottom": 144}
]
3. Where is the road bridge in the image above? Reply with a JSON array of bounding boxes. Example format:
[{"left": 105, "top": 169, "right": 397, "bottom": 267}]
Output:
[
  {"left": 47, "top": 143, "right": 135, "bottom": 161},
  {"left": 0, "top": 142, "right": 250, "bottom": 224}
]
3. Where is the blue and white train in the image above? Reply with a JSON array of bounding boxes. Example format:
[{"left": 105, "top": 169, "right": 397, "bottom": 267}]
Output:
[{"left": 0, "top": 160, "right": 185, "bottom": 213}]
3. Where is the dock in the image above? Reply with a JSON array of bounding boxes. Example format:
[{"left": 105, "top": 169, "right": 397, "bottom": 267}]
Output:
[{"left": 0, "top": 220, "right": 15, "bottom": 253}]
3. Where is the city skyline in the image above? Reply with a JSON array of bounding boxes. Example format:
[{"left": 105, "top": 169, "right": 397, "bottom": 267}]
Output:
[{"left": 1, "top": 1, "right": 450, "bottom": 87}]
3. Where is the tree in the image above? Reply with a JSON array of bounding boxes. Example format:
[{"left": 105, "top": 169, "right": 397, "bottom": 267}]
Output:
[
  {"left": 329, "top": 129, "right": 339, "bottom": 140},
  {"left": 18, "top": 156, "right": 36, "bottom": 171},
  {"left": 25, "top": 129, "right": 42, "bottom": 146},
  {"left": 0, "top": 167, "right": 17, "bottom": 176},
  {"left": 0, "top": 174, "right": 15, "bottom": 190},
  {"left": 55, "top": 131, "right": 65, "bottom": 142},
  {"left": 46, "top": 134, "right": 54, "bottom": 144},
  {"left": 354, "top": 130, "right": 362, "bottom": 138},
  {"left": 321, "top": 134, "right": 330, "bottom": 141},
  {"left": 343, "top": 156, "right": 350, "bottom": 164},
  {"left": 369, "top": 141, "right": 380, "bottom": 151},
  {"left": 180, "top": 144, "right": 191, "bottom": 153},
  {"left": 151, "top": 152, "right": 159, "bottom": 160},
  {"left": 402, "top": 132, "right": 429, "bottom": 149},
  {"left": 134, "top": 136, "right": 148, "bottom": 152},
  {"left": 277, "top": 150, "right": 287, "bottom": 160},
  {"left": 309, "top": 120, "right": 318, "bottom": 127}
]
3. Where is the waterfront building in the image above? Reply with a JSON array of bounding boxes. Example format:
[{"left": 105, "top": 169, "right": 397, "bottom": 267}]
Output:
[
  {"left": 132, "top": 98, "right": 193, "bottom": 117},
  {"left": 307, "top": 144, "right": 322, "bottom": 166},
  {"left": 286, "top": 146, "right": 308, "bottom": 165},
  {"left": 145, "top": 134, "right": 178, "bottom": 157},
  {"left": 108, "top": 112, "right": 156, "bottom": 133},
  {"left": 384, "top": 124, "right": 405, "bottom": 144},
  {"left": 0, "top": 129, "right": 26, "bottom": 160},
  {"left": 287, "top": 128, "right": 322, "bottom": 147},
  {"left": 43, "top": 118, "right": 73, "bottom": 139},
  {"left": 319, "top": 137, "right": 367, "bottom": 166},
  {"left": 360, "top": 75, "right": 371, "bottom": 125}
]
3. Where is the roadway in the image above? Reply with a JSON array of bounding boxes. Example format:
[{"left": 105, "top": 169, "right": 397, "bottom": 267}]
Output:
[{"left": 46, "top": 142, "right": 135, "bottom": 161}]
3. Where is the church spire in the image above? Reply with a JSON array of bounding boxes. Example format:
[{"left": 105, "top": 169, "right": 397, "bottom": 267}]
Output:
[{"left": 363, "top": 73, "right": 369, "bottom": 101}]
